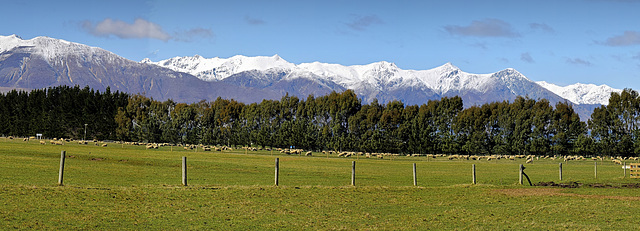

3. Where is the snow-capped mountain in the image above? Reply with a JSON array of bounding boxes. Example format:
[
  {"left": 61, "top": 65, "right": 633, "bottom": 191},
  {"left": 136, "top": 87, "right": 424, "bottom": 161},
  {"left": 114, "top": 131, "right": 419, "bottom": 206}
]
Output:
[
  {"left": 0, "top": 35, "right": 624, "bottom": 120},
  {"left": 146, "top": 55, "right": 510, "bottom": 94},
  {"left": 141, "top": 54, "right": 296, "bottom": 81},
  {"left": 0, "top": 35, "right": 282, "bottom": 102},
  {"left": 536, "top": 81, "right": 621, "bottom": 105},
  {"left": 146, "top": 54, "right": 623, "bottom": 106}
]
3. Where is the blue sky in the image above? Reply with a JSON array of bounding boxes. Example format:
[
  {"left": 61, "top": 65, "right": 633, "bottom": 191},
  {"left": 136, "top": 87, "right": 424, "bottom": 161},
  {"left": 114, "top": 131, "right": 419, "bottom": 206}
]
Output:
[{"left": 3, "top": 0, "right": 640, "bottom": 90}]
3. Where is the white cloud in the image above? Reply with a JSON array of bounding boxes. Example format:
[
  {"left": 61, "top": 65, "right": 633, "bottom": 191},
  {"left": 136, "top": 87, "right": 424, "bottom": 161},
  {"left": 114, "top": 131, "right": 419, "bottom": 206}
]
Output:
[
  {"left": 345, "top": 15, "right": 384, "bottom": 31},
  {"left": 603, "top": 31, "right": 640, "bottom": 46},
  {"left": 82, "top": 18, "right": 172, "bottom": 41},
  {"left": 521, "top": 52, "right": 535, "bottom": 63},
  {"left": 566, "top": 58, "right": 593, "bottom": 66},
  {"left": 444, "top": 18, "right": 520, "bottom": 38},
  {"left": 529, "top": 23, "right": 555, "bottom": 34},
  {"left": 245, "top": 16, "right": 266, "bottom": 25},
  {"left": 174, "top": 28, "right": 214, "bottom": 42}
]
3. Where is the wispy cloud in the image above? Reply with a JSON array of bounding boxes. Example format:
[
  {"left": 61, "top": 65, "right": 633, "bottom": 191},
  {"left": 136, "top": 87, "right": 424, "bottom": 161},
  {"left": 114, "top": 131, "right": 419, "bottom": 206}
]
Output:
[
  {"left": 82, "top": 18, "right": 213, "bottom": 42},
  {"left": 632, "top": 52, "right": 640, "bottom": 60},
  {"left": 602, "top": 31, "right": 640, "bottom": 46},
  {"left": 174, "top": 27, "right": 214, "bottom": 42},
  {"left": 471, "top": 42, "right": 488, "bottom": 49},
  {"left": 245, "top": 16, "right": 266, "bottom": 25},
  {"left": 566, "top": 58, "right": 593, "bottom": 66},
  {"left": 345, "top": 15, "right": 384, "bottom": 31},
  {"left": 529, "top": 23, "right": 555, "bottom": 34},
  {"left": 444, "top": 18, "right": 520, "bottom": 38},
  {"left": 82, "top": 18, "right": 171, "bottom": 41},
  {"left": 521, "top": 52, "right": 535, "bottom": 63}
]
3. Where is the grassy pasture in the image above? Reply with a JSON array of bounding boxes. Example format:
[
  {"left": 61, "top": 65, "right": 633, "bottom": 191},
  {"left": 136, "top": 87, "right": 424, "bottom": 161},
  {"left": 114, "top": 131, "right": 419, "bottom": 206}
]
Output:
[{"left": 2, "top": 138, "right": 640, "bottom": 230}]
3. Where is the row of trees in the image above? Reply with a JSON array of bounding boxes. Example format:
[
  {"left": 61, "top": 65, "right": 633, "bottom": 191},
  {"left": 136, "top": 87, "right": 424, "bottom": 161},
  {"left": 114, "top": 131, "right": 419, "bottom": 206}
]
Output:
[
  {"left": 2, "top": 86, "right": 640, "bottom": 156},
  {"left": 0, "top": 86, "right": 128, "bottom": 140}
]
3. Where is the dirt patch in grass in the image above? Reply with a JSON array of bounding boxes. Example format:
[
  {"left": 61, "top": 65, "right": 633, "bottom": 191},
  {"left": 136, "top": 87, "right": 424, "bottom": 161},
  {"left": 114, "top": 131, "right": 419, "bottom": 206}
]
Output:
[
  {"left": 494, "top": 188, "right": 640, "bottom": 201},
  {"left": 534, "top": 181, "right": 640, "bottom": 189},
  {"left": 495, "top": 188, "right": 566, "bottom": 197}
]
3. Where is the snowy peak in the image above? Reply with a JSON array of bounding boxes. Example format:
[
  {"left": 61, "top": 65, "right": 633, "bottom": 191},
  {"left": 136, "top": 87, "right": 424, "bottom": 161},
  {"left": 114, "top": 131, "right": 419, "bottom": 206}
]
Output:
[
  {"left": 536, "top": 81, "right": 621, "bottom": 105},
  {"left": 144, "top": 54, "right": 296, "bottom": 81},
  {"left": 0, "top": 34, "right": 28, "bottom": 53},
  {"left": 434, "top": 62, "right": 461, "bottom": 74},
  {"left": 0, "top": 34, "right": 118, "bottom": 64}
]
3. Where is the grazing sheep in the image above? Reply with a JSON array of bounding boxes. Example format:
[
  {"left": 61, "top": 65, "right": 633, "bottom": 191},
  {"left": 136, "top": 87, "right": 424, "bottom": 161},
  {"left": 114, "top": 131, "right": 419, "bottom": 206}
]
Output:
[
  {"left": 102, "top": 144, "right": 107, "bottom": 147},
  {"left": 23, "top": 138, "right": 28, "bottom": 141},
  {"left": 526, "top": 158, "right": 532, "bottom": 164},
  {"left": 305, "top": 151, "right": 312, "bottom": 156},
  {"left": 40, "top": 141, "right": 46, "bottom": 145}
]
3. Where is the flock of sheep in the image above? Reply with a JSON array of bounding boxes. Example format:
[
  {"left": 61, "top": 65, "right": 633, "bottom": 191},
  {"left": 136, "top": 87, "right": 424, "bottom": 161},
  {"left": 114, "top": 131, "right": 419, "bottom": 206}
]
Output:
[
  {"left": 5, "top": 136, "right": 109, "bottom": 147},
  {"left": 4, "top": 136, "right": 639, "bottom": 165}
]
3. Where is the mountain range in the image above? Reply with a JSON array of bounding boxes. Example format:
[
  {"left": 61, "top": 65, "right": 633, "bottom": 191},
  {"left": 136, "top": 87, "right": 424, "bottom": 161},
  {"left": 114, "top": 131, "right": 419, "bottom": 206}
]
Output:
[{"left": 0, "top": 35, "right": 623, "bottom": 120}]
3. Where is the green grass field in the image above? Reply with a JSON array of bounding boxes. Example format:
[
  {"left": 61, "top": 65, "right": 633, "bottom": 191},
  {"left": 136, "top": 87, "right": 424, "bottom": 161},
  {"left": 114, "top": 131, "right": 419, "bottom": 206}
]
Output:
[{"left": 2, "top": 138, "right": 640, "bottom": 230}]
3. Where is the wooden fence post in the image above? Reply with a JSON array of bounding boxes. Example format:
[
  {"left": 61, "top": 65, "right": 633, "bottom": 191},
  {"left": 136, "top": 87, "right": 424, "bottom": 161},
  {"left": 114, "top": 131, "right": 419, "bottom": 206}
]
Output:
[
  {"left": 472, "top": 164, "right": 476, "bottom": 185},
  {"left": 182, "top": 156, "right": 187, "bottom": 186},
  {"left": 351, "top": 161, "right": 356, "bottom": 186},
  {"left": 519, "top": 164, "right": 523, "bottom": 185},
  {"left": 594, "top": 162, "right": 597, "bottom": 179},
  {"left": 559, "top": 163, "right": 563, "bottom": 181},
  {"left": 624, "top": 162, "right": 626, "bottom": 178},
  {"left": 58, "top": 151, "right": 66, "bottom": 186},
  {"left": 275, "top": 158, "right": 279, "bottom": 186},
  {"left": 413, "top": 163, "right": 417, "bottom": 186}
]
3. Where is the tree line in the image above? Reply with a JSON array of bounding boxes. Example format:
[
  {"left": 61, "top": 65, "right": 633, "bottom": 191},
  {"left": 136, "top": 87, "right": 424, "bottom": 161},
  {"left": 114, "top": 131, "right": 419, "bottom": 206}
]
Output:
[
  {"left": 0, "top": 86, "right": 128, "bottom": 140},
  {"left": 2, "top": 86, "right": 639, "bottom": 157}
]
